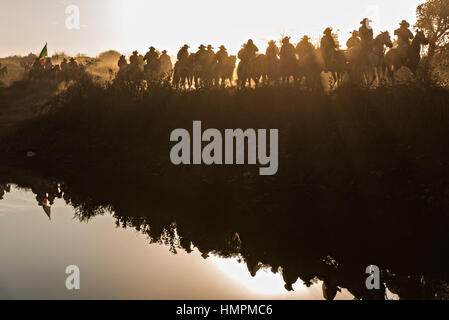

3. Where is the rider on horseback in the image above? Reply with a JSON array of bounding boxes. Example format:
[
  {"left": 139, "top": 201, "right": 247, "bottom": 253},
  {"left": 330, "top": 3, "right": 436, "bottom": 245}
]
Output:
[
  {"left": 359, "top": 18, "right": 374, "bottom": 46},
  {"left": 241, "top": 39, "right": 259, "bottom": 61},
  {"left": 144, "top": 46, "right": 159, "bottom": 65},
  {"left": 296, "top": 35, "right": 315, "bottom": 58},
  {"left": 394, "top": 20, "right": 414, "bottom": 59},
  {"left": 215, "top": 45, "right": 228, "bottom": 64},
  {"left": 266, "top": 40, "right": 279, "bottom": 58},
  {"left": 320, "top": 28, "right": 337, "bottom": 72},
  {"left": 346, "top": 30, "right": 361, "bottom": 49},
  {"left": 280, "top": 37, "right": 296, "bottom": 59},
  {"left": 177, "top": 45, "right": 189, "bottom": 62},
  {"left": 130, "top": 51, "right": 140, "bottom": 66},
  {"left": 359, "top": 18, "right": 374, "bottom": 62}
]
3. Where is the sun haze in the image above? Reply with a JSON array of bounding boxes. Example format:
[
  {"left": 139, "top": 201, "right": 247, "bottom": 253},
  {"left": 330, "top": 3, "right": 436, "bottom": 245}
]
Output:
[{"left": 0, "top": 0, "right": 423, "bottom": 57}]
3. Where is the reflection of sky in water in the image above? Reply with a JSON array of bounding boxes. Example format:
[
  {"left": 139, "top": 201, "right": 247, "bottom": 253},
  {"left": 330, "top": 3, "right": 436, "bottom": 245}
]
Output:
[{"left": 0, "top": 187, "right": 353, "bottom": 300}]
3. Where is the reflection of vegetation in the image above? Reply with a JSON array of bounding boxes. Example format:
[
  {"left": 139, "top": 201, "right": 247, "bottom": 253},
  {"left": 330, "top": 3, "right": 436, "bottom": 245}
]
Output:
[{"left": 2, "top": 77, "right": 449, "bottom": 299}]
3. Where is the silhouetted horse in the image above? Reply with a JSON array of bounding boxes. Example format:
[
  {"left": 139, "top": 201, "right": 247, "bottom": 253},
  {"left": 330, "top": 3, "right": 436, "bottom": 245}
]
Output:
[
  {"left": 384, "top": 30, "right": 429, "bottom": 82},
  {"left": 212, "top": 55, "right": 236, "bottom": 87},
  {"left": 347, "top": 31, "right": 393, "bottom": 85}
]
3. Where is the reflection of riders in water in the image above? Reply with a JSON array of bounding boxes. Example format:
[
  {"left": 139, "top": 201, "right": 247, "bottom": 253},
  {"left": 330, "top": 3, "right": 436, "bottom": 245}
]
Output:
[
  {"left": 346, "top": 30, "right": 361, "bottom": 49},
  {"left": 395, "top": 20, "right": 414, "bottom": 58},
  {"left": 296, "top": 35, "right": 315, "bottom": 58},
  {"left": 320, "top": 27, "right": 337, "bottom": 72},
  {"left": 0, "top": 184, "right": 11, "bottom": 200},
  {"left": 266, "top": 40, "right": 279, "bottom": 58}
]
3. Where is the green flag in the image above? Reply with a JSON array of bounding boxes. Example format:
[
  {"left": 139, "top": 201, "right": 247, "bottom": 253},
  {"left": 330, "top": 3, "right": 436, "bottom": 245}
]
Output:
[
  {"left": 39, "top": 43, "right": 48, "bottom": 67},
  {"left": 42, "top": 197, "right": 51, "bottom": 220}
]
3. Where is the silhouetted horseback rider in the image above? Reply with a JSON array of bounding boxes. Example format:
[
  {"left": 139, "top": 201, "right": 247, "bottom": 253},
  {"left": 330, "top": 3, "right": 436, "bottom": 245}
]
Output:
[
  {"left": 215, "top": 45, "right": 228, "bottom": 63},
  {"left": 44, "top": 58, "right": 53, "bottom": 70},
  {"left": 359, "top": 18, "right": 374, "bottom": 45},
  {"left": 280, "top": 37, "right": 296, "bottom": 59},
  {"left": 177, "top": 45, "right": 189, "bottom": 62},
  {"left": 206, "top": 45, "right": 215, "bottom": 62},
  {"left": 68, "top": 57, "right": 78, "bottom": 70},
  {"left": 296, "top": 35, "right": 315, "bottom": 58},
  {"left": 346, "top": 30, "right": 361, "bottom": 49},
  {"left": 266, "top": 40, "right": 279, "bottom": 58},
  {"left": 158, "top": 50, "right": 173, "bottom": 79},
  {"left": 118, "top": 55, "right": 127, "bottom": 69},
  {"left": 30, "top": 58, "right": 43, "bottom": 78},
  {"left": 320, "top": 27, "right": 336, "bottom": 72},
  {"left": 60, "top": 58, "right": 68, "bottom": 71},
  {"left": 144, "top": 46, "right": 159, "bottom": 64},
  {"left": 130, "top": 50, "right": 140, "bottom": 66},
  {"left": 395, "top": 20, "right": 414, "bottom": 59},
  {"left": 239, "top": 39, "right": 259, "bottom": 61}
]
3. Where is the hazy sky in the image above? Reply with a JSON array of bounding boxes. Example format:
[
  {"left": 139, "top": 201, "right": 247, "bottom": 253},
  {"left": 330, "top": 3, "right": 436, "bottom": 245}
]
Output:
[{"left": 0, "top": 0, "right": 424, "bottom": 57}]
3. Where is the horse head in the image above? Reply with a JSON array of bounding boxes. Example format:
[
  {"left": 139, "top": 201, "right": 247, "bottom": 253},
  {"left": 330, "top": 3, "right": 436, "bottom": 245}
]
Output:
[
  {"left": 414, "top": 30, "right": 429, "bottom": 46},
  {"left": 379, "top": 31, "right": 393, "bottom": 49}
]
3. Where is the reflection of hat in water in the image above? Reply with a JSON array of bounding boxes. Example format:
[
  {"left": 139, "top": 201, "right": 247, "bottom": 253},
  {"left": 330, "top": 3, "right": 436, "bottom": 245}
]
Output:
[
  {"left": 400, "top": 20, "right": 410, "bottom": 27},
  {"left": 282, "top": 36, "right": 291, "bottom": 43},
  {"left": 302, "top": 35, "right": 311, "bottom": 41},
  {"left": 323, "top": 27, "right": 332, "bottom": 35},
  {"left": 219, "top": 45, "right": 226, "bottom": 50}
]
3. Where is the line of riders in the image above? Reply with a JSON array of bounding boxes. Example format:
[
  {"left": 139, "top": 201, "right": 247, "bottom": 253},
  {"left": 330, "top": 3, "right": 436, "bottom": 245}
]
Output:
[
  {"left": 28, "top": 56, "right": 88, "bottom": 82},
  {"left": 116, "top": 18, "right": 426, "bottom": 89}
]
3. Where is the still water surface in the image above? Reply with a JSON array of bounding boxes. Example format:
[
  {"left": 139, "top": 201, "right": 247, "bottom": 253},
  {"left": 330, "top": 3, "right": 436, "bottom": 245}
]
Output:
[{"left": 0, "top": 186, "right": 353, "bottom": 300}]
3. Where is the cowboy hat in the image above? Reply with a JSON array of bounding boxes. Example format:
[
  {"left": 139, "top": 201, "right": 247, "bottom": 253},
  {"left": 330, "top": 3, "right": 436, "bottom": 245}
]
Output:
[
  {"left": 219, "top": 45, "right": 226, "bottom": 50},
  {"left": 323, "top": 27, "right": 332, "bottom": 35},
  {"left": 400, "top": 20, "right": 410, "bottom": 27},
  {"left": 282, "top": 36, "right": 291, "bottom": 43},
  {"left": 301, "top": 35, "right": 311, "bottom": 41},
  {"left": 360, "top": 18, "right": 370, "bottom": 24}
]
